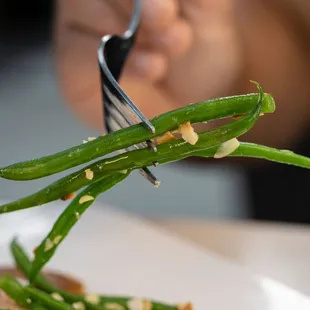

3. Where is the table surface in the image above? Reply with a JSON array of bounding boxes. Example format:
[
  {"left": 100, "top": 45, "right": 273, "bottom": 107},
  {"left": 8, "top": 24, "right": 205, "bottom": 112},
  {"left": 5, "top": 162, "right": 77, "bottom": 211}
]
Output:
[{"left": 154, "top": 219, "right": 310, "bottom": 297}]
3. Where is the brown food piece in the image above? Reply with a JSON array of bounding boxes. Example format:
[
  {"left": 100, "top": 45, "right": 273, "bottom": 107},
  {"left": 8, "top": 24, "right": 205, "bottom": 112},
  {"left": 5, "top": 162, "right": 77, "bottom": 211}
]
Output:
[
  {"left": 178, "top": 122, "right": 199, "bottom": 145},
  {"left": 61, "top": 192, "right": 77, "bottom": 201},
  {"left": 177, "top": 303, "right": 193, "bottom": 310},
  {"left": 156, "top": 131, "right": 176, "bottom": 145},
  {"left": 0, "top": 266, "right": 85, "bottom": 309}
]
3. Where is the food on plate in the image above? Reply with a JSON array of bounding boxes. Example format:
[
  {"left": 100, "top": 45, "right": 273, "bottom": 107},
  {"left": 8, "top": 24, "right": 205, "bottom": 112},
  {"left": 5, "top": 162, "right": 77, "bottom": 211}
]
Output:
[
  {"left": 0, "top": 240, "right": 191, "bottom": 309},
  {"left": 1, "top": 82, "right": 310, "bottom": 308},
  {"left": 0, "top": 266, "right": 85, "bottom": 309}
]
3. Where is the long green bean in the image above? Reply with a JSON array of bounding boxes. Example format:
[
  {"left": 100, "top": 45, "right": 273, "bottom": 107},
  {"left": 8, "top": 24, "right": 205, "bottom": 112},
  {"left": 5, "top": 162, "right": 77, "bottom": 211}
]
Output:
[
  {"left": 23, "top": 286, "right": 72, "bottom": 310},
  {"left": 0, "top": 173, "right": 113, "bottom": 214},
  {"left": 0, "top": 93, "right": 263, "bottom": 215},
  {"left": 196, "top": 142, "right": 310, "bottom": 167},
  {"left": 66, "top": 140, "right": 310, "bottom": 173},
  {"left": 11, "top": 239, "right": 61, "bottom": 294},
  {"left": 0, "top": 91, "right": 274, "bottom": 181},
  {"left": 11, "top": 239, "right": 101, "bottom": 309},
  {"left": 0, "top": 275, "right": 30, "bottom": 308},
  {"left": 0, "top": 275, "right": 47, "bottom": 309},
  {"left": 29, "top": 172, "right": 130, "bottom": 282}
]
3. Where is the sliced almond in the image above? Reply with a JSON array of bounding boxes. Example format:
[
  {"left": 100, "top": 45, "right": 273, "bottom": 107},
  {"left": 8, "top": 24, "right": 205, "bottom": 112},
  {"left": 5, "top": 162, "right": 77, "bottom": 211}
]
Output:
[
  {"left": 44, "top": 238, "right": 54, "bottom": 252},
  {"left": 87, "top": 137, "right": 96, "bottom": 141},
  {"left": 79, "top": 195, "right": 94, "bottom": 204},
  {"left": 83, "top": 137, "right": 97, "bottom": 143},
  {"left": 143, "top": 300, "right": 152, "bottom": 310},
  {"left": 53, "top": 235, "right": 62, "bottom": 245},
  {"left": 85, "top": 294, "right": 100, "bottom": 305},
  {"left": 177, "top": 303, "right": 193, "bottom": 310},
  {"left": 156, "top": 131, "right": 176, "bottom": 145},
  {"left": 85, "top": 168, "right": 94, "bottom": 180},
  {"left": 105, "top": 303, "right": 125, "bottom": 310},
  {"left": 51, "top": 292, "right": 64, "bottom": 302},
  {"left": 72, "top": 301, "right": 86, "bottom": 310},
  {"left": 127, "top": 298, "right": 144, "bottom": 310},
  {"left": 178, "top": 122, "right": 199, "bottom": 145},
  {"left": 214, "top": 138, "right": 240, "bottom": 159}
]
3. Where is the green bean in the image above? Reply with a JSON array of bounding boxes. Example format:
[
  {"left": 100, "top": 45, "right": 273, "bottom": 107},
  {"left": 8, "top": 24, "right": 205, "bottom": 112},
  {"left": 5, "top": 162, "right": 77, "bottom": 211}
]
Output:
[
  {"left": 32, "top": 305, "right": 48, "bottom": 310},
  {"left": 196, "top": 142, "right": 310, "bottom": 168},
  {"left": 0, "top": 90, "right": 263, "bottom": 215},
  {"left": 0, "top": 274, "right": 47, "bottom": 309},
  {"left": 11, "top": 239, "right": 95, "bottom": 308},
  {"left": 0, "top": 173, "right": 114, "bottom": 214},
  {"left": 0, "top": 275, "right": 31, "bottom": 308},
  {"left": 0, "top": 91, "right": 275, "bottom": 181},
  {"left": 11, "top": 239, "right": 63, "bottom": 294},
  {"left": 24, "top": 285, "right": 180, "bottom": 310},
  {"left": 95, "top": 297, "right": 179, "bottom": 310},
  {"left": 58, "top": 137, "right": 310, "bottom": 174},
  {"left": 9, "top": 140, "right": 310, "bottom": 310},
  {"left": 29, "top": 172, "right": 130, "bottom": 282},
  {"left": 11, "top": 240, "right": 179, "bottom": 310},
  {"left": 23, "top": 286, "right": 72, "bottom": 310}
]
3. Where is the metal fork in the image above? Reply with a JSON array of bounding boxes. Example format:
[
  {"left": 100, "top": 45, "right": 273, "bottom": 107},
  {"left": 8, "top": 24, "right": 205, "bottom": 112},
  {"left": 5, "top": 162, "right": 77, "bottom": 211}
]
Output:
[{"left": 97, "top": 0, "right": 160, "bottom": 187}]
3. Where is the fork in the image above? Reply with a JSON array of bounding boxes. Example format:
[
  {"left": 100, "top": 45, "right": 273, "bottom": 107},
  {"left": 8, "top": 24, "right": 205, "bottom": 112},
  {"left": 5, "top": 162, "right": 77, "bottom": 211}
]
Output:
[{"left": 97, "top": 0, "right": 160, "bottom": 187}]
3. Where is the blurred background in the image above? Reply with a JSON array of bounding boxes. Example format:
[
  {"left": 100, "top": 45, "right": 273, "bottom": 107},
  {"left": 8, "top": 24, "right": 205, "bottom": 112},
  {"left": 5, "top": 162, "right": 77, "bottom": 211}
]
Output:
[{"left": 0, "top": 0, "right": 309, "bottom": 222}]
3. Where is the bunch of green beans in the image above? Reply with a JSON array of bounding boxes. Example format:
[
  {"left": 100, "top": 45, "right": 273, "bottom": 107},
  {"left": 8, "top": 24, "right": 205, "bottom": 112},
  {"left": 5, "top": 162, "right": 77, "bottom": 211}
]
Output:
[
  {"left": 1, "top": 82, "right": 310, "bottom": 308},
  {"left": 0, "top": 239, "right": 182, "bottom": 310},
  {"left": 0, "top": 85, "right": 275, "bottom": 181}
]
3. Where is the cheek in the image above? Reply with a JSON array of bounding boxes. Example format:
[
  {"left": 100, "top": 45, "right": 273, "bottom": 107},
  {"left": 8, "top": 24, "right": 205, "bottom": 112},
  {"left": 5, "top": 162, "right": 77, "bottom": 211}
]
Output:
[
  {"left": 234, "top": 0, "right": 305, "bottom": 92},
  {"left": 54, "top": 24, "right": 101, "bottom": 103},
  {"left": 232, "top": 0, "right": 310, "bottom": 147}
]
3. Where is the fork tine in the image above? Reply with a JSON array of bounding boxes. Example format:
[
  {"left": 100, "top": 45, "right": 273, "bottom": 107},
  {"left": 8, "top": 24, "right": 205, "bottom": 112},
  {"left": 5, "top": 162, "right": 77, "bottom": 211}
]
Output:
[
  {"left": 104, "top": 93, "right": 157, "bottom": 152},
  {"left": 139, "top": 168, "right": 161, "bottom": 187},
  {"left": 104, "top": 85, "right": 136, "bottom": 126},
  {"left": 107, "top": 111, "right": 158, "bottom": 156},
  {"left": 107, "top": 117, "right": 159, "bottom": 186}
]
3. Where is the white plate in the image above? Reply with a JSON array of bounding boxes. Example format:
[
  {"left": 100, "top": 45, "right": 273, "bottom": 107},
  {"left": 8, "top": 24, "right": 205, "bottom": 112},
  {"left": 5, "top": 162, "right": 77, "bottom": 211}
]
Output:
[{"left": 0, "top": 200, "right": 309, "bottom": 310}]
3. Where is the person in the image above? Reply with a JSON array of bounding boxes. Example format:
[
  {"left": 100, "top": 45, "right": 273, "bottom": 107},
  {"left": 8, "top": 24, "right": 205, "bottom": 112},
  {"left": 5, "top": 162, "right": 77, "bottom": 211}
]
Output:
[{"left": 54, "top": 0, "right": 310, "bottom": 223}]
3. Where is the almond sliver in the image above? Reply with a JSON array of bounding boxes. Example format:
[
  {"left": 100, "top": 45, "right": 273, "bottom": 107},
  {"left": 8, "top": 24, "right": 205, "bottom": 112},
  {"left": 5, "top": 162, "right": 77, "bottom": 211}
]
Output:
[
  {"left": 79, "top": 195, "right": 94, "bottom": 204},
  {"left": 85, "top": 168, "right": 94, "bottom": 180},
  {"left": 178, "top": 122, "right": 199, "bottom": 145},
  {"left": 156, "top": 132, "right": 176, "bottom": 145},
  {"left": 214, "top": 138, "right": 240, "bottom": 159}
]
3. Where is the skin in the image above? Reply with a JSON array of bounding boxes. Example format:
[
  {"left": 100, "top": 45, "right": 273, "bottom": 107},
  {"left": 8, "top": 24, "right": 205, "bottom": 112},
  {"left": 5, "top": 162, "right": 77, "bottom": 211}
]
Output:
[{"left": 54, "top": 0, "right": 310, "bottom": 150}]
